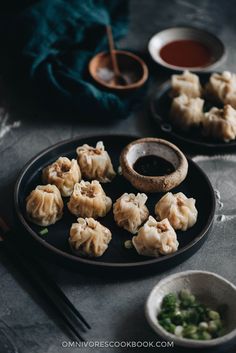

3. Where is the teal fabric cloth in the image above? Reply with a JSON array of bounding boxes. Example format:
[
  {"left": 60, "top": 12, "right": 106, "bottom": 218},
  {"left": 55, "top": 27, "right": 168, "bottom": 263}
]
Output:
[{"left": 0, "top": 0, "right": 131, "bottom": 120}]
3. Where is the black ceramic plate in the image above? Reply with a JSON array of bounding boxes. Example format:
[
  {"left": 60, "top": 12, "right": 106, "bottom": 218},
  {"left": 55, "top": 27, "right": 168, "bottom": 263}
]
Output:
[
  {"left": 14, "top": 135, "right": 215, "bottom": 274},
  {"left": 150, "top": 74, "right": 236, "bottom": 151}
]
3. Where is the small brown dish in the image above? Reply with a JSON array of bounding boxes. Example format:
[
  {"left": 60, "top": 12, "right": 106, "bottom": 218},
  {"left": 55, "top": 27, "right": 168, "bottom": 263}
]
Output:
[
  {"left": 120, "top": 137, "right": 188, "bottom": 193},
  {"left": 89, "top": 50, "right": 149, "bottom": 93}
]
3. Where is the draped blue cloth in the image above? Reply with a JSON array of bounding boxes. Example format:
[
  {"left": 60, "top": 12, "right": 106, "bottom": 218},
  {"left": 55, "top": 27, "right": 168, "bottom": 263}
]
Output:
[{"left": 0, "top": 0, "right": 131, "bottom": 120}]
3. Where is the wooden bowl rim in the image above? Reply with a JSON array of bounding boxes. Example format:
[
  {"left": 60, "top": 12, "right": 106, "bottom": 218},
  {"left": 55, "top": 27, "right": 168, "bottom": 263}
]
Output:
[
  {"left": 88, "top": 50, "right": 149, "bottom": 90},
  {"left": 120, "top": 137, "right": 188, "bottom": 192}
]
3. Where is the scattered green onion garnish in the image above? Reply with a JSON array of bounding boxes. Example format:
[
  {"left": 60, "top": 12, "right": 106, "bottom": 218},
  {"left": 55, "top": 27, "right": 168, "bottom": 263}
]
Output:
[
  {"left": 118, "top": 166, "right": 122, "bottom": 175},
  {"left": 124, "top": 240, "right": 133, "bottom": 249},
  {"left": 158, "top": 289, "right": 224, "bottom": 340},
  {"left": 39, "top": 228, "right": 48, "bottom": 236}
]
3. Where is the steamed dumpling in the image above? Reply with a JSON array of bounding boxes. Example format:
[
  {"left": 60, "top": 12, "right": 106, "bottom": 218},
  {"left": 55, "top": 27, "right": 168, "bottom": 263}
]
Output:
[
  {"left": 155, "top": 192, "right": 198, "bottom": 231},
  {"left": 132, "top": 216, "right": 179, "bottom": 257},
  {"left": 26, "top": 184, "right": 63, "bottom": 226},
  {"left": 170, "top": 94, "right": 204, "bottom": 130},
  {"left": 202, "top": 105, "right": 236, "bottom": 142},
  {"left": 69, "top": 217, "right": 112, "bottom": 257},
  {"left": 206, "top": 71, "right": 236, "bottom": 108},
  {"left": 113, "top": 193, "right": 149, "bottom": 234},
  {"left": 67, "top": 180, "right": 112, "bottom": 218},
  {"left": 171, "top": 71, "right": 202, "bottom": 98},
  {"left": 42, "top": 157, "right": 81, "bottom": 197},
  {"left": 76, "top": 141, "right": 116, "bottom": 182}
]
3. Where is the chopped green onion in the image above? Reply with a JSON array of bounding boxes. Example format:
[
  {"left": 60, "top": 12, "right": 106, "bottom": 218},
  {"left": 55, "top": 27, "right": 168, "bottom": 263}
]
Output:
[
  {"left": 174, "top": 325, "right": 183, "bottom": 337},
  {"left": 39, "top": 228, "right": 48, "bottom": 236},
  {"left": 157, "top": 290, "right": 224, "bottom": 341},
  {"left": 124, "top": 240, "right": 133, "bottom": 249},
  {"left": 208, "top": 310, "right": 220, "bottom": 320},
  {"left": 199, "top": 322, "right": 208, "bottom": 330},
  {"left": 118, "top": 166, "right": 122, "bottom": 175}
]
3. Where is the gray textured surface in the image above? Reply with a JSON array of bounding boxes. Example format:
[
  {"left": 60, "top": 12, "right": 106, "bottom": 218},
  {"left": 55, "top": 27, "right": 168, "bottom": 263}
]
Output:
[{"left": 0, "top": 0, "right": 236, "bottom": 352}]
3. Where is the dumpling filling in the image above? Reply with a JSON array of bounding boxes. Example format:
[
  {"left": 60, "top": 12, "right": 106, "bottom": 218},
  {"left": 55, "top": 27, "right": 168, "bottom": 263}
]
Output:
[
  {"left": 26, "top": 184, "right": 63, "bottom": 226},
  {"left": 170, "top": 94, "right": 204, "bottom": 131},
  {"left": 171, "top": 71, "right": 202, "bottom": 98},
  {"left": 132, "top": 216, "right": 179, "bottom": 257},
  {"left": 67, "top": 180, "right": 112, "bottom": 218},
  {"left": 202, "top": 105, "right": 236, "bottom": 142},
  {"left": 206, "top": 71, "right": 236, "bottom": 108},
  {"left": 76, "top": 141, "right": 116, "bottom": 182},
  {"left": 42, "top": 157, "right": 81, "bottom": 197},
  {"left": 155, "top": 192, "right": 198, "bottom": 231},
  {"left": 113, "top": 193, "right": 149, "bottom": 234},
  {"left": 69, "top": 218, "right": 112, "bottom": 257}
]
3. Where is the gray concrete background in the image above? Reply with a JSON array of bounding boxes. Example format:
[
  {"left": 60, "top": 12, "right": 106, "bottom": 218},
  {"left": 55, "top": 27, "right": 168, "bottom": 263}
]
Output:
[{"left": 0, "top": 0, "right": 236, "bottom": 352}]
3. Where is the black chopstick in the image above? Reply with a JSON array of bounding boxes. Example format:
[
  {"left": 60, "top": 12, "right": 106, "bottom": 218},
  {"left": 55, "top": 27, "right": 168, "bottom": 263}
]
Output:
[
  {"left": 31, "top": 258, "right": 91, "bottom": 330},
  {"left": 0, "top": 217, "right": 90, "bottom": 329},
  {"left": 0, "top": 217, "right": 90, "bottom": 340}
]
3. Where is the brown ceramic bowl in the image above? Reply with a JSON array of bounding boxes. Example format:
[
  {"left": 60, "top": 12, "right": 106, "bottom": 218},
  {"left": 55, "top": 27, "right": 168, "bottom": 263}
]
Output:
[
  {"left": 120, "top": 137, "right": 188, "bottom": 193},
  {"left": 89, "top": 50, "right": 149, "bottom": 93}
]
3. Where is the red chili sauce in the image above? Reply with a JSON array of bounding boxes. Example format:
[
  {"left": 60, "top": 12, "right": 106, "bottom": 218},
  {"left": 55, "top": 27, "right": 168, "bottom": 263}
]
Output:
[{"left": 159, "top": 39, "right": 213, "bottom": 68}]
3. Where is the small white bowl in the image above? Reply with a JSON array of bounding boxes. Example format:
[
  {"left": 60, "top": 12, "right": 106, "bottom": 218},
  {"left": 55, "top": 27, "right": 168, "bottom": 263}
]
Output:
[
  {"left": 148, "top": 27, "right": 226, "bottom": 72},
  {"left": 145, "top": 271, "right": 236, "bottom": 350}
]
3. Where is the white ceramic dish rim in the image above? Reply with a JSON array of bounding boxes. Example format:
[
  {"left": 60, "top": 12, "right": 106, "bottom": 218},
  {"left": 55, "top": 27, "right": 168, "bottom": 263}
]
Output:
[
  {"left": 145, "top": 270, "right": 236, "bottom": 348},
  {"left": 148, "top": 26, "right": 226, "bottom": 72}
]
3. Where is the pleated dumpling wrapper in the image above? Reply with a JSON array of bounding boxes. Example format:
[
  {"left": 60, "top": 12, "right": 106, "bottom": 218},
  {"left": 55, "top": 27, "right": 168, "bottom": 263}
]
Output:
[
  {"left": 113, "top": 193, "right": 149, "bottom": 234},
  {"left": 206, "top": 71, "right": 236, "bottom": 108},
  {"left": 26, "top": 184, "right": 63, "bottom": 226},
  {"left": 170, "top": 94, "right": 204, "bottom": 131},
  {"left": 67, "top": 180, "right": 112, "bottom": 218},
  {"left": 171, "top": 70, "right": 202, "bottom": 98},
  {"left": 69, "top": 218, "right": 112, "bottom": 257},
  {"left": 202, "top": 105, "right": 236, "bottom": 142},
  {"left": 132, "top": 216, "right": 179, "bottom": 257},
  {"left": 42, "top": 157, "right": 81, "bottom": 197},
  {"left": 76, "top": 141, "right": 116, "bottom": 182},
  {"left": 155, "top": 192, "right": 198, "bottom": 231}
]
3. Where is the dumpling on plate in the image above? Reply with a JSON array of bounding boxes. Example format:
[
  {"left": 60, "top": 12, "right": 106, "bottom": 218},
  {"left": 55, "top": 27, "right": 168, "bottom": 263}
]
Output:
[
  {"left": 26, "top": 184, "right": 63, "bottom": 226},
  {"left": 132, "top": 216, "right": 179, "bottom": 257},
  {"left": 206, "top": 71, "right": 236, "bottom": 108},
  {"left": 170, "top": 94, "right": 204, "bottom": 130},
  {"left": 42, "top": 157, "right": 81, "bottom": 197},
  {"left": 155, "top": 192, "right": 198, "bottom": 231},
  {"left": 171, "top": 71, "right": 202, "bottom": 98},
  {"left": 67, "top": 180, "right": 112, "bottom": 218},
  {"left": 69, "top": 217, "right": 112, "bottom": 258},
  {"left": 202, "top": 105, "right": 236, "bottom": 142},
  {"left": 113, "top": 193, "right": 149, "bottom": 234},
  {"left": 76, "top": 141, "right": 116, "bottom": 182}
]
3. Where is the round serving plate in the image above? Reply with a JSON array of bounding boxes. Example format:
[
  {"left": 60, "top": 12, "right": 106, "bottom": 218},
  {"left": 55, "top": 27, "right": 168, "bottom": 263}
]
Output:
[
  {"left": 150, "top": 74, "right": 236, "bottom": 152},
  {"left": 14, "top": 135, "right": 215, "bottom": 275}
]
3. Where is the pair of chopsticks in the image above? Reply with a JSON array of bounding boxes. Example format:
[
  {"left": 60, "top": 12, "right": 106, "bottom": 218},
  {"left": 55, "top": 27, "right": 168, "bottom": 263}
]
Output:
[{"left": 0, "top": 217, "right": 91, "bottom": 341}]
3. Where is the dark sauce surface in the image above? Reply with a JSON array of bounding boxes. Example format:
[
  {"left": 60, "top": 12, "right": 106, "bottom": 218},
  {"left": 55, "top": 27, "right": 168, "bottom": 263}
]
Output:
[
  {"left": 133, "top": 155, "right": 175, "bottom": 176},
  {"left": 159, "top": 39, "right": 213, "bottom": 68}
]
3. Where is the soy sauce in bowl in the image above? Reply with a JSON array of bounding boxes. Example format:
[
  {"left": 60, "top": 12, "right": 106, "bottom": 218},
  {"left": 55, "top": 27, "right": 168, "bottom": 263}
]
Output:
[{"left": 133, "top": 155, "right": 175, "bottom": 177}]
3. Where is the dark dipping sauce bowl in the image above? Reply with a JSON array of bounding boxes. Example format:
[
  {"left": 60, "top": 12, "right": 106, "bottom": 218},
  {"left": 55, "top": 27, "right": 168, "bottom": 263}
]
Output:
[
  {"left": 120, "top": 137, "right": 188, "bottom": 193},
  {"left": 89, "top": 50, "right": 149, "bottom": 93},
  {"left": 148, "top": 27, "right": 226, "bottom": 72}
]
